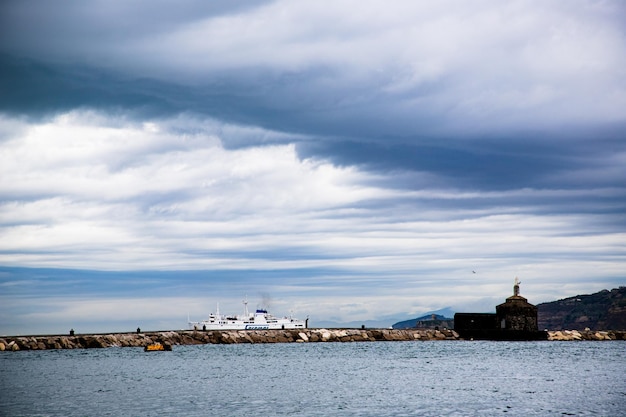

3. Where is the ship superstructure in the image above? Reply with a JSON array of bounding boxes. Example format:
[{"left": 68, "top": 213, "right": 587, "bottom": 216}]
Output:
[{"left": 189, "top": 299, "right": 307, "bottom": 330}]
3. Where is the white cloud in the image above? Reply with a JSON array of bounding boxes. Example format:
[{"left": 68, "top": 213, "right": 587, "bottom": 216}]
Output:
[
  {"left": 1, "top": 113, "right": 623, "bottom": 279},
  {"left": 0, "top": 111, "right": 388, "bottom": 269}
]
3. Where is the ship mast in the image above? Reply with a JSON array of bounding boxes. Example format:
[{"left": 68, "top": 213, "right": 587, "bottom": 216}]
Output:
[{"left": 243, "top": 296, "right": 249, "bottom": 316}]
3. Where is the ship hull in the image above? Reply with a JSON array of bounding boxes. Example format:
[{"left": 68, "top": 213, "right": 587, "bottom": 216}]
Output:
[{"left": 190, "top": 321, "right": 306, "bottom": 331}]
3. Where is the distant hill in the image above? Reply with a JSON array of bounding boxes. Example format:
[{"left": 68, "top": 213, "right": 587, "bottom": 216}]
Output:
[
  {"left": 537, "top": 287, "right": 626, "bottom": 331},
  {"left": 392, "top": 307, "right": 455, "bottom": 329}
]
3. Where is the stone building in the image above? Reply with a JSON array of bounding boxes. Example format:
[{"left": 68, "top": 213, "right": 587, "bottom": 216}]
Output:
[
  {"left": 495, "top": 278, "right": 538, "bottom": 332},
  {"left": 454, "top": 278, "right": 546, "bottom": 340}
]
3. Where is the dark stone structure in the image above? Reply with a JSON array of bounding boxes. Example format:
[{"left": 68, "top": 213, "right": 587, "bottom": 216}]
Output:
[
  {"left": 496, "top": 279, "right": 538, "bottom": 332},
  {"left": 454, "top": 278, "right": 547, "bottom": 340},
  {"left": 453, "top": 313, "right": 498, "bottom": 337}
]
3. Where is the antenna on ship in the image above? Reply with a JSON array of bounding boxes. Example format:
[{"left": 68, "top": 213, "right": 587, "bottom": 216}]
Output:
[{"left": 243, "top": 296, "right": 249, "bottom": 316}]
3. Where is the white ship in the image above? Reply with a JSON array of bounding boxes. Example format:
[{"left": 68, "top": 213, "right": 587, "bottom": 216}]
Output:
[{"left": 189, "top": 299, "right": 307, "bottom": 330}]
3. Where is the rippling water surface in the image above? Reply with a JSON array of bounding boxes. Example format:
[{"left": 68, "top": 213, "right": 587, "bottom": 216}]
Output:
[{"left": 1, "top": 340, "right": 624, "bottom": 416}]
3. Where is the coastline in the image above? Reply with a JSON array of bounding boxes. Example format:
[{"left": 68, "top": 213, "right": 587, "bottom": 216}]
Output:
[{"left": 1, "top": 328, "right": 624, "bottom": 351}]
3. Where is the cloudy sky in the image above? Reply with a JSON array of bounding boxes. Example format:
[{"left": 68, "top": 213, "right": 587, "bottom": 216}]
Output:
[{"left": 1, "top": 1, "right": 625, "bottom": 335}]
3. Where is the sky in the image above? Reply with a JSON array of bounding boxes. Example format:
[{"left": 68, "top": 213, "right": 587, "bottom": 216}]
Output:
[{"left": 1, "top": 0, "right": 625, "bottom": 335}]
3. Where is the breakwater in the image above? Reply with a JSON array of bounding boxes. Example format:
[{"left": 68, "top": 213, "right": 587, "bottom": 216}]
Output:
[
  {"left": 1, "top": 328, "right": 457, "bottom": 351},
  {"left": 1, "top": 328, "right": 624, "bottom": 351}
]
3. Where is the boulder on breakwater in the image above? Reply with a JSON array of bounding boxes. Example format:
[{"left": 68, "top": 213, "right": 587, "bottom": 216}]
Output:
[{"left": 1, "top": 328, "right": 623, "bottom": 351}]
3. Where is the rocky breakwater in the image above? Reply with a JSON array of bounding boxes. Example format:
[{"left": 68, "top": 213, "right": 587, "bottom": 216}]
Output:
[
  {"left": 190, "top": 328, "right": 460, "bottom": 345},
  {"left": 0, "top": 331, "right": 191, "bottom": 351},
  {"left": 547, "top": 329, "right": 626, "bottom": 341},
  {"left": 3, "top": 328, "right": 625, "bottom": 351},
  {"left": 0, "top": 328, "right": 459, "bottom": 351}
]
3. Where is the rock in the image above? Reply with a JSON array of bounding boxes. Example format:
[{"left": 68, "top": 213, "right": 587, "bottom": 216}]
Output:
[
  {"left": 180, "top": 333, "right": 201, "bottom": 345},
  {"left": 298, "top": 332, "right": 309, "bottom": 342},
  {"left": 239, "top": 332, "right": 254, "bottom": 343},
  {"left": 103, "top": 335, "right": 119, "bottom": 347},
  {"left": 246, "top": 332, "right": 265, "bottom": 343},
  {"left": 549, "top": 331, "right": 563, "bottom": 341},
  {"left": 275, "top": 332, "right": 292, "bottom": 343},
  {"left": 337, "top": 332, "right": 353, "bottom": 342},
  {"left": 381, "top": 330, "right": 396, "bottom": 341},
  {"left": 0, "top": 342, "right": 4, "bottom": 351},
  {"left": 88, "top": 337, "right": 107, "bottom": 348},
  {"left": 335, "top": 330, "right": 348, "bottom": 338},
  {"left": 350, "top": 331, "right": 366, "bottom": 341},
  {"left": 614, "top": 331, "right": 626, "bottom": 340}
]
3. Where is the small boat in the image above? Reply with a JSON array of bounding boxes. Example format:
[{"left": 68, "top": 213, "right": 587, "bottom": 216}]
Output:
[
  {"left": 144, "top": 342, "right": 171, "bottom": 352},
  {"left": 189, "top": 298, "right": 307, "bottom": 331}
]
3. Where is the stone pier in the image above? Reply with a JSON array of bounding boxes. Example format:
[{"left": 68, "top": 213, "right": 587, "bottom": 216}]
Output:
[
  {"left": 0, "top": 328, "right": 459, "bottom": 351},
  {"left": 1, "top": 328, "right": 623, "bottom": 351}
]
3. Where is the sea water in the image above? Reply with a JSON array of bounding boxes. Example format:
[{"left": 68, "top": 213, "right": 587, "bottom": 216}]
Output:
[{"left": 1, "top": 341, "right": 624, "bottom": 416}]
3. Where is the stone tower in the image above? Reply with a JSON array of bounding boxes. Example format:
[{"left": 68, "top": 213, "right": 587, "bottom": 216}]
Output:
[{"left": 495, "top": 277, "right": 538, "bottom": 332}]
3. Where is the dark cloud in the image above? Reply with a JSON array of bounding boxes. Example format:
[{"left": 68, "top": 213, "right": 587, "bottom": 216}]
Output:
[
  {"left": 298, "top": 131, "right": 626, "bottom": 192},
  {"left": 2, "top": 0, "right": 625, "bottom": 162},
  {"left": 3, "top": 53, "right": 624, "bottom": 196},
  {"left": 0, "top": 1, "right": 272, "bottom": 51},
  {"left": 0, "top": 55, "right": 168, "bottom": 118},
  {"left": 2, "top": 1, "right": 624, "bottom": 141},
  {"left": 0, "top": 54, "right": 328, "bottom": 135}
]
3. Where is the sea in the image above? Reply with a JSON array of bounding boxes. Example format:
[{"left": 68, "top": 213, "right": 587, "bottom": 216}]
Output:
[{"left": 1, "top": 340, "right": 624, "bottom": 417}]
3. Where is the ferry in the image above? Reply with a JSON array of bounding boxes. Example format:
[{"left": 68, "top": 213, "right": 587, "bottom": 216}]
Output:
[{"left": 189, "top": 299, "right": 307, "bottom": 330}]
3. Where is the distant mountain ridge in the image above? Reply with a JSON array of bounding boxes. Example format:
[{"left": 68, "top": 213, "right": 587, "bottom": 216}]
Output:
[
  {"left": 537, "top": 287, "right": 626, "bottom": 331},
  {"left": 391, "top": 307, "right": 456, "bottom": 329},
  {"left": 392, "top": 314, "right": 454, "bottom": 330}
]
